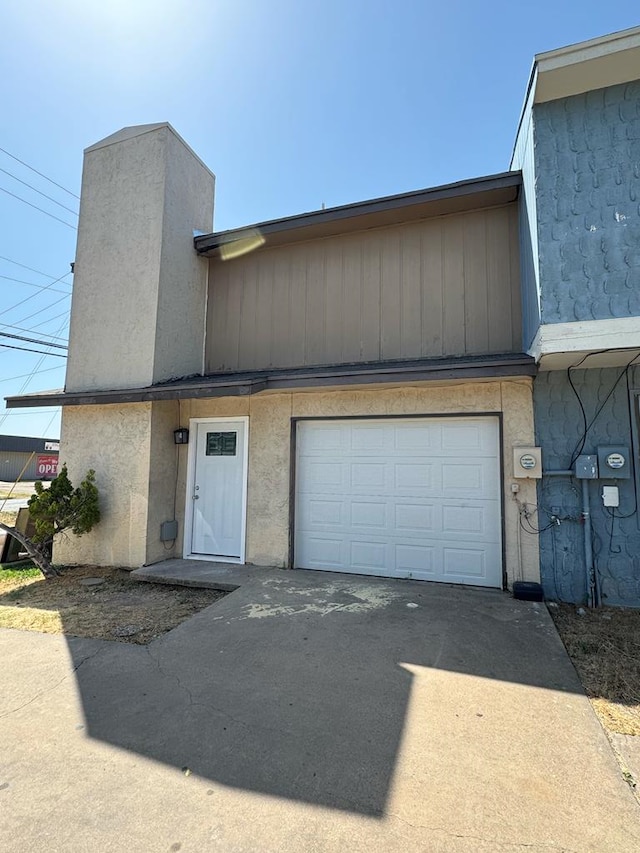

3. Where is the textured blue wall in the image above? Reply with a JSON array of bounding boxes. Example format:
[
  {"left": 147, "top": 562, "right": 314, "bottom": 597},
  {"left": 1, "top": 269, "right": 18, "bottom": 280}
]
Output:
[
  {"left": 534, "top": 368, "right": 640, "bottom": 607},
  {"left": 534, "top": 80, "right": 640, "bottom": 323}
]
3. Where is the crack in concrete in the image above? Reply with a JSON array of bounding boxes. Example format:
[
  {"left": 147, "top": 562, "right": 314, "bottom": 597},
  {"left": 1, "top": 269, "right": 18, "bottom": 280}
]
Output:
[
  {"left": 143, "top": 645, "right": 263, "bottom": 734},
  {"left": 143, "top": 645, "right": 305, "bottom": 741},
  {"left": 0, "top": 645, "right": 104, "bottom": 719},
  {"left": 387, "top": 813, "right": 578, "bottom": 852}
]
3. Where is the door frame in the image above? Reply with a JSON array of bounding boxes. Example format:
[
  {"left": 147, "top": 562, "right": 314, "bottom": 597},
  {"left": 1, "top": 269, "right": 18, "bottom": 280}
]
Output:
[{"left": 183, "top": 416, "right": 249, "bottom": 563}]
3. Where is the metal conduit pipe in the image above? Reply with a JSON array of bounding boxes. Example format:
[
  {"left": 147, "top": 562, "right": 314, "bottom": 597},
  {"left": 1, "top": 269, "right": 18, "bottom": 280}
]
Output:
[{"left": 543, "top": 469, "right": 596, "bottom": 608}]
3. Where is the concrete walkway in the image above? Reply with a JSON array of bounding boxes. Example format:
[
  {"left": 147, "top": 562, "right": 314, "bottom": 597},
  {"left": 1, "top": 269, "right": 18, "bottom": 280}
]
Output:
[{"left": 1, "top": 564, "right": 639, "bottom": 852}]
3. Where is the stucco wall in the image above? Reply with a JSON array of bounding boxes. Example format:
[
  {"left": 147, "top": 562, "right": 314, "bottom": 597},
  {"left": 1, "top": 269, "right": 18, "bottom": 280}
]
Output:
[
  {"left": 178, "top": 379, "right": 539, "bottom": 586},
  {"left": 534, "top": 368, "right": 640, "bottom": 606},
  {"left": 534, "top": 80, "right": 640, "bottom": 324},
  {"left": 55, "top": 404, "right": 154, "bottom": 567},
  {"left": 146, "top": 400, "right": 181, "bottom": 564},
  {"left": 66, "top": 124, "right": 214, "bottom": 393}
]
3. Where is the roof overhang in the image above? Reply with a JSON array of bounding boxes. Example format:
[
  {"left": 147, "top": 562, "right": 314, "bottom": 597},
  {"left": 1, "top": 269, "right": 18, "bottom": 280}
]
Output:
[
  {"left": 528, "top": 25, "right": 640, "bottom": 106},
  {"left": 5, "top": 354, "right": 536, "bottom": 409},
  {"left": 194, "top": 172, "right": 521, "bottom": 257}
]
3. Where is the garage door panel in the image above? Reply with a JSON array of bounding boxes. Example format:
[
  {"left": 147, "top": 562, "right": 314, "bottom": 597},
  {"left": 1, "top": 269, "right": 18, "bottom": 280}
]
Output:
[
  {"left": 395, "top": 543, "right": 436, "bottom": 575},
  {"left": 350, "top": 541, "right": 388, "bottom": 570},
  {"left": 350, "top": 425, "right": 388, "bottom": 451},
  {"left": 350, "top": 501, "right": 388, "bottom": 529},
  {"left": 393, "top": 463, "right": 434, "bottom": 491},
  {"left": 394, "top": 503, "right": 435, "bottom": 533},
  {"left": 295, "top": 418, "right": 502, "bottom": 587},
  {"left": 442, "top": 545, "right": 501, "bottom": 582}
]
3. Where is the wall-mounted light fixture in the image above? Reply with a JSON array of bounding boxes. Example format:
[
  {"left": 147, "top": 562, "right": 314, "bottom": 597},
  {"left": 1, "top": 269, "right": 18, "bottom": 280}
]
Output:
[{"left": 174, "top": 427, "right": 189, "bottom": 445}]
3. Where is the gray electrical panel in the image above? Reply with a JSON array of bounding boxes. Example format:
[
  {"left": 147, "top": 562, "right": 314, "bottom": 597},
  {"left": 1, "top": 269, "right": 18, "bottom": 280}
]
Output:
[
  {"left": 574, "top": 455, "right": 598, "bottom": 479},
  {"left": 597, "top": 446, "right": 630, "bottom": 479},
  {"left": 160, "top": 520, "right": 178, "bottom": 541}
]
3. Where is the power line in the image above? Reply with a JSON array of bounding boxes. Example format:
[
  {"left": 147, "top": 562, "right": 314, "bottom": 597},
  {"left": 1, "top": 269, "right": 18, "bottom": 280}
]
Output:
[
  {"left": 11, "top": 293, "right": 71, "bottom": 327},
  {"left": 0, "top": 273, "right": 71, "bottom": 319},
  {"left": 0, "top": 186, "right": 76, "bottom": 229},
  {"left": 0, "top": 273, "right": 72, "bottom": 295},
  {"left": 0, "top": 255, "right": 70, "bottom": 282},
  {"left": 0, "top": 166, "right": 79, "bottom": 217},
  {"left": 0, "top": 146, "right": 79, "bottom": 199},
  {"left": 0, "top": 343, "right": 67, "bottom": 357},
  {"left": 0, "top": 320, "right": 68, "bottom": 342},
  {"left": 0, "top": 364, "right": 64, "bottom": 384},
  {"left": 0, "top": 410, "right": 60, "bottom": 416},
  {"left": 0, "top": 331, "right": 67, "bottom": 350},
  {"left": 28, "top": 310, "right": 70, "bottom": 332},
  {"left": 5, "top": 314, "right": 71, "bottom": 397}
]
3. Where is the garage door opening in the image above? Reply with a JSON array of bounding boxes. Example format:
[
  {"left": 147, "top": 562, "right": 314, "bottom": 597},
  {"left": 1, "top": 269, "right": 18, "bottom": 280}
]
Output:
[{"left": 294, "top": 416, "right": 503, "bottom": 588}]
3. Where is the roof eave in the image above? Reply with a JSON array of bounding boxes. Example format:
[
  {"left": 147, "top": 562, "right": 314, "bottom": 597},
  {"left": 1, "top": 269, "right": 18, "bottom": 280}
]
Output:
[{"left": 194, "top": 172, "right": 522, "bottom": 257}]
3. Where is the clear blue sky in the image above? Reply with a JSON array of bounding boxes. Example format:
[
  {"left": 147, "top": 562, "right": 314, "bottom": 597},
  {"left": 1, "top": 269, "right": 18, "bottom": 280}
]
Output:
[{"left": 0, "top": 2, "right": 637, "bottom": 439}]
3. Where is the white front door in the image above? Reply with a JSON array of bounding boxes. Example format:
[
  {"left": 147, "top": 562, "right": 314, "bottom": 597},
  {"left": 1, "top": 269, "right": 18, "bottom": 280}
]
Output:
[{"left": 189, "top": 419, "right": 247, "bottom": 560}]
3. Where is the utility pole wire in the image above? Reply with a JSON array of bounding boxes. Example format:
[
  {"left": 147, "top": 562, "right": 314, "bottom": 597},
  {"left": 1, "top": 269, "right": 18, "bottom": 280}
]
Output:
[
  {"left": 0, "top": 145, "right": 80, "bottom": 199},
  {"left": 0, "top": 272, "right": 72, "bottom": 319},
  {"left": 0, "top": 255, "right": 70, "bottom": 282},
  {"left": 0, "top": 320, "right": 68, "bottom": 342},
  {"left": 0, "top": 186, "right": 77, "bottom": 229},
  {"left": 0, "top": 343, "right": 67, "bottom": 357},
  {"left": 0, "top": 166, "right": 79, "bottom": 216},
  {"left": 0, "top": 273, "right": 72, "bottom": 295},
  {"left": 0, "top": 331, "right": 68, "bottom": 350}
]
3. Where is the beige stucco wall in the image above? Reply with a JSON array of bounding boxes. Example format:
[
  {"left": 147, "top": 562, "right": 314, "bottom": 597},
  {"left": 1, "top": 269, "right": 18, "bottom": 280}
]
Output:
[
  {"left": 178, "top": 378, "right": 540, "bottom": 586},
  {"left": 55, "top": 379, "right": 539, "bottom": 585},
  {"left": 55, "top": 404, "right": 155, "bottom": 567},
  {"left": 66, "top": 123, "right": 214, "bottom": 393}
]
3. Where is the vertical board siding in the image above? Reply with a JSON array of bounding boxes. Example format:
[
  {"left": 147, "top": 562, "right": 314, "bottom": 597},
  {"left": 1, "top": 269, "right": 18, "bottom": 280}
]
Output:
[{"left": 206, "top": 203, "right": 521, "bottom": 372}]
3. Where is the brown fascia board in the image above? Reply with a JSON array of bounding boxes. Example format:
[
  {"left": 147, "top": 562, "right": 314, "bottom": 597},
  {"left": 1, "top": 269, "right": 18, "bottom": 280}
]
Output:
[
  {"left": 194, "top": 172, "right": 522, "bottom": 256},
  {"left": 5, "top": 354, "right": 536, "bottom": 409}
]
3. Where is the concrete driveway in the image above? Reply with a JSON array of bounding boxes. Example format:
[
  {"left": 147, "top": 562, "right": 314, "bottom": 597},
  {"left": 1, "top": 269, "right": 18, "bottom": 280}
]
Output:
[{"left": 1, "top": 567, "right": 638, "bottom": 852}]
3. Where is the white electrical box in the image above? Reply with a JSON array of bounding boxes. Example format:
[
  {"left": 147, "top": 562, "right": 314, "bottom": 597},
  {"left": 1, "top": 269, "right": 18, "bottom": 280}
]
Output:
[
  {"left": 513, "top": 446, "right": 542, "bottom": 479},
  {"left": 602, "top": 486, "right": 619, "bottom": 507}
]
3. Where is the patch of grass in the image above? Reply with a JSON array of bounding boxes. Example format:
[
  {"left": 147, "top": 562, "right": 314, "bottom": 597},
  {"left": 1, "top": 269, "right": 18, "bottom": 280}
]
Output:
[
  {"left": 0, "top": 566, "right": 41, "bottom": 580},
  {"left": 0, "top": 510, "right": 19, "bottom": 526},
  {"left": 0, "top": 564, "right": 226, "bottom": 644},
  {"left": 549, "top": 603, "right": 640, "bottom": 736}
]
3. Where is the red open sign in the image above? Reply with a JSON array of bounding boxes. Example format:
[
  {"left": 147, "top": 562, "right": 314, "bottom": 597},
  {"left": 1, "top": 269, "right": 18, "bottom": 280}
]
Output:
[{"left": 36, "top": 455, "right": 59, "bottom": 477}]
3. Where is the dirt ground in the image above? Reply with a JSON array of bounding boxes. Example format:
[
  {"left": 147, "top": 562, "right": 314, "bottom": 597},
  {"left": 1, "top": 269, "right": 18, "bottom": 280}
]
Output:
[
  {"left": 549, "top": 603, "right": 640, "bottom": 736},
  {"left": 0, "top": 564, "right": 226, "bottom": 644}
]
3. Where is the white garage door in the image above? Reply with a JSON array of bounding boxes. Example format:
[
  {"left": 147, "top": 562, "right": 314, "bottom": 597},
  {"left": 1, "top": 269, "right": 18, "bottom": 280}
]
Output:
[{"left": 294, "top": 417, "right": 503, "bottom": 587}]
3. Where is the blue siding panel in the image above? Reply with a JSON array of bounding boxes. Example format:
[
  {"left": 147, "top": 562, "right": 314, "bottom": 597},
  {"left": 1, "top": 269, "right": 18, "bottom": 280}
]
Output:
[
  {"left": 534, "top": 368, "right": 640, "bottom": 607},
  {"left": 534, "top": 80, "right": 640, "bottom": 324}
]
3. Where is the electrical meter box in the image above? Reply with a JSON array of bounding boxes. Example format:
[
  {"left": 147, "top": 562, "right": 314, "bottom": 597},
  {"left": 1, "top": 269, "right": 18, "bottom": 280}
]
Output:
[
  {"left": 597, "top": 446, "right": 630, "bottom": 479},
  {"left": 574, "top": 455, "right": 598, "bottom": 479},
  {"left": 513, "top": 447, "right": 542, "bottom": 478}
]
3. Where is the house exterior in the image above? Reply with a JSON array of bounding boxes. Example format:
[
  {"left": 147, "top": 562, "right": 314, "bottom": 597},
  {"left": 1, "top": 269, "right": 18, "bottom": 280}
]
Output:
[
  {"left": 7, "top": 27, "right": 640, "bottom": 605},
  {"left": 511, "top": 26, "right": 640, "bottom": 606}
]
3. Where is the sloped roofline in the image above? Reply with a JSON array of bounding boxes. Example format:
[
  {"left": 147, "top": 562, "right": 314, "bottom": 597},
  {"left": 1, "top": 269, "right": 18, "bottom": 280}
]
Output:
[{"left": 194, "top": 171, "right": 521, "bottom": 256}]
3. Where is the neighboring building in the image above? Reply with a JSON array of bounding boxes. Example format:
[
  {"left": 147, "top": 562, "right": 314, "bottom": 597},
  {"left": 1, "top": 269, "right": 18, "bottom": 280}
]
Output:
[
  {"left": 512, "top": 26, "right": 640, "bottom": 606},
  {"left": 6, "top": 27, "right": 640, "bottom": 606},
  {"left": 0, "top": 435, "right": 59, "bottom": 481}
]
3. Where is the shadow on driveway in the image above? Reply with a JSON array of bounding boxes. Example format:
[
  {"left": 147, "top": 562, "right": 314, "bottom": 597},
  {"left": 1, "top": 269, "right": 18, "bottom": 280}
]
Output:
[{"left": 32, "top": 571, "right": 581, "bottom": 817}]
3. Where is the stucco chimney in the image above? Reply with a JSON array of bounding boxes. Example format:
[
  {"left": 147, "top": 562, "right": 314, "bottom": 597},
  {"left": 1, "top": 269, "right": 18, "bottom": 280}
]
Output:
[{"left": 65, "top": 123, "right": 215, "bottom": 392}]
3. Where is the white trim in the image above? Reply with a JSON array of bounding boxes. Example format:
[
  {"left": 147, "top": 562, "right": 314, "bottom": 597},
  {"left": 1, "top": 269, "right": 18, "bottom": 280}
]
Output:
[
  {"left": 529, "top": 317, "right": 640, "bottom": 363},
  {"left": 183, "top": 416, "right": 249, "bottom": 564}
]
